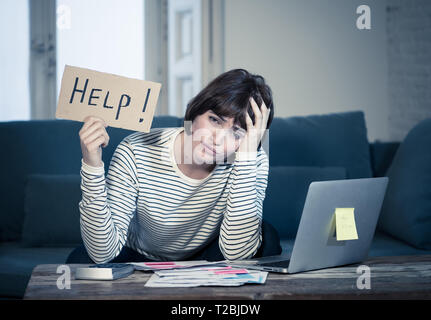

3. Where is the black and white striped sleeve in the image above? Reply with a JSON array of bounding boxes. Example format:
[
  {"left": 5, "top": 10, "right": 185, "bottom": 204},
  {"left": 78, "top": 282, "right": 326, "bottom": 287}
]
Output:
[
  {"left": 79, "top": 138, "right": 139, "bottom": 264},
  {"left": 219, "top": 149, "right": 269, "bottom": 260}
]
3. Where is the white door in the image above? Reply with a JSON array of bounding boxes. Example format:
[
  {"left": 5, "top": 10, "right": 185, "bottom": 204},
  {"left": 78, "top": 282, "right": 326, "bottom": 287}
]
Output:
[{"left": 168, "top": 0, "right": 202, "bottom": 117}]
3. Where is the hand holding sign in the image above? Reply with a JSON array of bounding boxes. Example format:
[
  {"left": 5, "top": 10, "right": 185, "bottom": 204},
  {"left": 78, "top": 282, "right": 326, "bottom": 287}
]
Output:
[
  {"left": 79, "top": 116, "right": 109, "bottom": 168},
  {"left": 56, "top": 65, "right": 161, "bottom": 132}
]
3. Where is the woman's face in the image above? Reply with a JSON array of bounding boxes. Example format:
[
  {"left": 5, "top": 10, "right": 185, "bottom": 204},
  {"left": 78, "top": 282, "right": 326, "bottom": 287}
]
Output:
[{"left": 188, "top": 110, "right": 247, "bottom": 165}]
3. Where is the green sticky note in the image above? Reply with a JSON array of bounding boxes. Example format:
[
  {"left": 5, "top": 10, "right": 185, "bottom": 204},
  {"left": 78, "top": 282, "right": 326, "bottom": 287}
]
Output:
[{"left": 335, "top": 208, "right": 358, "bottom": 241}]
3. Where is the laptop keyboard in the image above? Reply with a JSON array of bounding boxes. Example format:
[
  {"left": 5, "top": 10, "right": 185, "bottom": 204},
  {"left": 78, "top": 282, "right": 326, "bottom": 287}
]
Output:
[{"left": 259, "top": 260, "right": 290, "bottom": 268}]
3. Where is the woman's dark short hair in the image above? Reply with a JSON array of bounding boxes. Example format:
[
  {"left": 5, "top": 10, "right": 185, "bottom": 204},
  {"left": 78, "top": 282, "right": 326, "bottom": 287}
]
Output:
[{"left": 184, "top": 69, "right": 275, "bottom": 135}]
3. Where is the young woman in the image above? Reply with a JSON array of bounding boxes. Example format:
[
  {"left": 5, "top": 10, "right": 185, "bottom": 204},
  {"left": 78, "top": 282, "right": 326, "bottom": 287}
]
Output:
[{"left": 66, "top": 69, "right": 282, "bottom": 264}]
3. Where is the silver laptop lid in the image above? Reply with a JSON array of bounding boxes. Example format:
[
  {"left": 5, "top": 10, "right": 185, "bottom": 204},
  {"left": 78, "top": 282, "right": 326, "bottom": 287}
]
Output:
[{"left": 288, "top": 177, "right": 388, "bottom": 273}]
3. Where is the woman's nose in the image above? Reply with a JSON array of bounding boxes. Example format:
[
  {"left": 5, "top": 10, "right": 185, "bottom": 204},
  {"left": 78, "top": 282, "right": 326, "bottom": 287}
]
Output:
[{"left": 212, "top": 128, "right": 227, "bottom": 146}]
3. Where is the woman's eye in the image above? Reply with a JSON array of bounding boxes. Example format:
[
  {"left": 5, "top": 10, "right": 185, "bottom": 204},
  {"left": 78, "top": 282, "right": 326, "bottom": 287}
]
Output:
[
  {"left": 209, "top": 116, "right": 220, "bottom": 124},
  {"left": 233, "top": 132, "right": 243, "bottom": 140}
]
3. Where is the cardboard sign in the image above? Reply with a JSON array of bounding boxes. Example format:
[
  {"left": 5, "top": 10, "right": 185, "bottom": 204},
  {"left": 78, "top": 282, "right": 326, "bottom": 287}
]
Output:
[{"left": 56, "top": 65, "right": 161, "bottom": 132}]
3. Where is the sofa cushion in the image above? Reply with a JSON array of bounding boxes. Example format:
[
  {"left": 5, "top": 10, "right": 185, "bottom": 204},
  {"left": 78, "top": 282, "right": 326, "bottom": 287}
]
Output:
[
  {"left": 367, "top": 231, "right": 431, "bottom": 257},
  {"left": 268, "top": 111, "right": 372, "bottom": 179},
  {"left": 0, "top": 120, "right": 131, "bottom": 242},
  {"left": 278, "top": 230, "right": 431, "bottom": 257},
  {"left": 263, "top": 166, "right": 346, "bottom": 239},
  {"left": 21, "top": 174, "right": 82, "bottom": 247},
  {"left": 0, "top": 242, "right": 74, "bottom": 298},
  {"left": 151, "top": 115, "right": 184, "bottom": 128},
  {"left": 378, "top": 118, "right": 431, "bottom": 250}
]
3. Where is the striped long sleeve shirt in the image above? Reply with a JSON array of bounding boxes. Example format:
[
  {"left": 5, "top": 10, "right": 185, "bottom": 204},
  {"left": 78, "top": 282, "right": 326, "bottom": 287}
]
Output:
[{"left": 79, "top": 127, "right": 269, "bottom": 264}]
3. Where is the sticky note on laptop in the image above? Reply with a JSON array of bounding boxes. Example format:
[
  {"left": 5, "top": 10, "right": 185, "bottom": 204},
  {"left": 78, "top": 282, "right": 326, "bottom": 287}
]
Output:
[{"left": 335, "top": 208, "right": 358, "bottom": 241}]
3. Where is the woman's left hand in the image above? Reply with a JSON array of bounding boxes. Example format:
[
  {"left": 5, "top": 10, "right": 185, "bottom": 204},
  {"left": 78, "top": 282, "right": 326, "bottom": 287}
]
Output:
[{"left": 237, "top": 97, "right": 270, "bottom": 157}]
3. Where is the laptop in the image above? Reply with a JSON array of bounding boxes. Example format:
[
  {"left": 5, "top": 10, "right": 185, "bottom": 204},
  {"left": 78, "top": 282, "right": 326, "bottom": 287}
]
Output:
[{"left": 227, "top": 177, "right": 389, "bottom": 274}]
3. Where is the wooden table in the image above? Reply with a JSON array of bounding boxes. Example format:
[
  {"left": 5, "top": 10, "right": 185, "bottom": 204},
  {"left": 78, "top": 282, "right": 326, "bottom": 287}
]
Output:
[{"left": 24, "top": 255, "right": 431, "bottom": 300}]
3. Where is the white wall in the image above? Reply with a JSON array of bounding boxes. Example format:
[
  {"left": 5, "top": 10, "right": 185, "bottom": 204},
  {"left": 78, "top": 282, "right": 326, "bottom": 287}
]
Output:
[
  {"left": 386, "top": 0, "right": 431, "bottom": 141},
  {"left": 224, "top": 0, "right": 389, "bottom": 142},
  {"left": 0, "top": 0, "right": 30, "bottom": 121}
]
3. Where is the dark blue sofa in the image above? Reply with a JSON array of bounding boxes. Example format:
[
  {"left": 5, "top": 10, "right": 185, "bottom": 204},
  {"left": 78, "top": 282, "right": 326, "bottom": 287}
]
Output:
[{"left": 1, "top": 111, "right": 430, "bottom": 299}]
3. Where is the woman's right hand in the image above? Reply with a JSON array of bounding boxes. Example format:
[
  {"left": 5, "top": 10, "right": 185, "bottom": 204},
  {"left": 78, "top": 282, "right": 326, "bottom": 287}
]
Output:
[{"left": 79, "top": 116, "right": 110, "bottom": 167}]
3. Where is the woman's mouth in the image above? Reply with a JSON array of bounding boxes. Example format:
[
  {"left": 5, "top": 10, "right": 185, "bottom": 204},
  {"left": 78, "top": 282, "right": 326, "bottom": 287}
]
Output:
[{"left": 201, "top": 142, "right": 217, "bottom": 155}]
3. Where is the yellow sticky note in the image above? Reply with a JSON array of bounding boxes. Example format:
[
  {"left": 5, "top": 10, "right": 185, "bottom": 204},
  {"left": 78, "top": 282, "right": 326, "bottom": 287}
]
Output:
[{"left": 335, "top": 208, "right": 358, "bottom": 241}]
